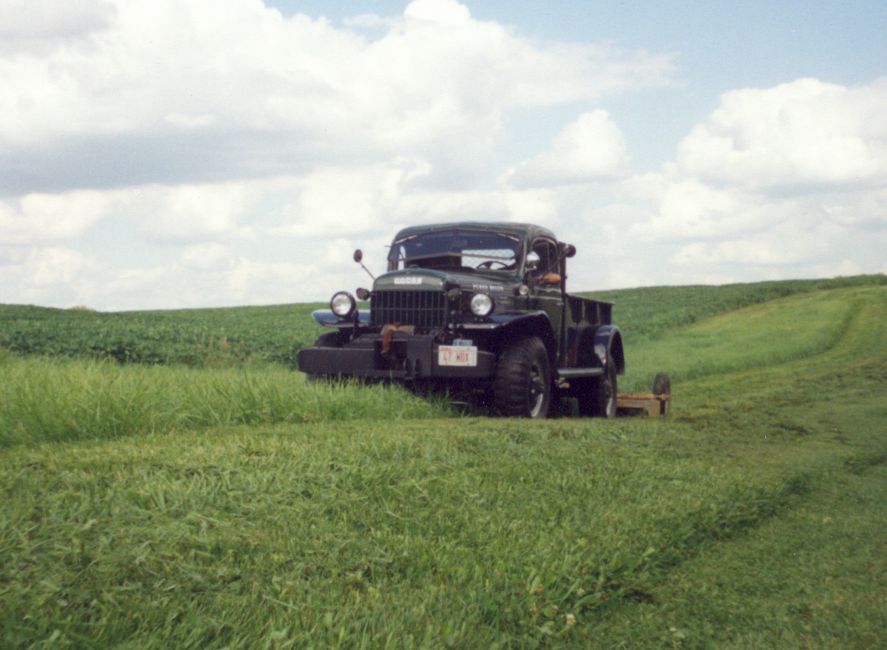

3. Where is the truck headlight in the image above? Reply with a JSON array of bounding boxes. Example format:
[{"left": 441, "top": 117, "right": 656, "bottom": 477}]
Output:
[
  {"left": 470, "top": 293, "right": 494, "bottom": 317},
  {"left": 330, "top": 291, "right": 356, "bottom": 318}
]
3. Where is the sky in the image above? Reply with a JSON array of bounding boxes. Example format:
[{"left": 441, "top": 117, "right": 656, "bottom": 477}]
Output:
[{"left": 1, "top": 0, "right": 885, "bottom": 310}]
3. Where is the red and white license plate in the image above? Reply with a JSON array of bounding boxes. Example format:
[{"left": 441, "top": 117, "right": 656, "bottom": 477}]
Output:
[{"left": 438, "top": 345, "right": 478, "bottom": 367}]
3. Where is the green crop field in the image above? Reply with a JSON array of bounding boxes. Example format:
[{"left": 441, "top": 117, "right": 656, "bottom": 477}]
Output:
[
  {"left": 1, "top": 275, "right": 885, "bottom": 648},
  {"left": 0, "top": 302, "right": 326, "bottom": 368}
]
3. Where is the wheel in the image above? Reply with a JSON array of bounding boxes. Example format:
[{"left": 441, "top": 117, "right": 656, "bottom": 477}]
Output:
[
  {"left": 313, "top": 331, "right": 342, "bottom": 347},
  {"left": 651, "top": 372, "right": 670, "bottom": 396},
  {"left": 303, "top": 331, "right": 344, "bottom": 383},
  {"left": 493, "top": 336, "right": 552, "bottom": 418},
  {"left": 593, "top": 357, "right": 618, "bottom": 418},
  {"left": 576, "top": 355, "right": 617, "bottom": 418}
]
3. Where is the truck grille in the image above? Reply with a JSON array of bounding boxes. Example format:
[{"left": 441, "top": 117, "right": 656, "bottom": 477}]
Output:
[{"left": 371, "top": 290, "right": 447, "bottom": 328}]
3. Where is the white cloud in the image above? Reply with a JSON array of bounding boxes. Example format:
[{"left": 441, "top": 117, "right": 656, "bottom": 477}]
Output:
[
  {"left": 675, "top": 77, "right": 887, "bottom": 192},
  {"left": 0, "top": 0, "right": 114, "bottom": 51},
  {"left": 164, "top": 113, "right": 217, "bottom": 129},
  {"left": 276, "top": 161, "right": 428, "bottom": 238},
  {"left": 344, "top": 13, "right": 398, "bottom": 30},
  {"left": 179, "top": 242, "right": 234, "bottom": 271},
  {"left": 610, "top": 77, "right": 887, "bottom": 287},
  {"left": 0, "top": 0, "right": 674, "bottom": 194},
  {"left": 92, "top": 255, "right": 369, "bottom": 311},
  {"left": 396, "top": 189, "right": 508, "bottom": 225},
  {"left": 404, "top": 0, "right": 471, "bottom": 24},
  {"left": 142, "top": 184, "right": 251, "bottom": 243},
  {"left": 635, "top": 180, "right": 759, "bottom": 242},
  {"left": 0, "top": 190, "right": 110, "bottom": 243},
  {"left": 507, "top": 110, "right": 630, "bottom": 188},
  {"left": 0, "top": 245, "right": 100, "bottom": 306},
  {"left": 25, "top": 247, "right": 96, "bottom": 286}
]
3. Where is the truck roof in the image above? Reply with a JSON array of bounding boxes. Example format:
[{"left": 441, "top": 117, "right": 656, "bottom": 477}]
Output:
[{"left": 392, "top": 221, "right": 557, "bottom": 243}]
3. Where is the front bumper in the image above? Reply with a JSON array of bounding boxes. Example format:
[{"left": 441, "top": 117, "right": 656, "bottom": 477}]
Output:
[{"left": 298, "top": 333, "right": 495, "bottom": 379}]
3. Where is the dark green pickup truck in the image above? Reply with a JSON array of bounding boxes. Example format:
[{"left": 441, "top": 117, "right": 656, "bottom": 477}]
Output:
[{"left": 298, "top": 222, "right": 624, "bottom": 419}]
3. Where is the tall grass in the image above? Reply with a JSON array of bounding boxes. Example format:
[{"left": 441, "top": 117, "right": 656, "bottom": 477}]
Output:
[{"left": 0, "top": 356, "right": 452, "bottom": 447}]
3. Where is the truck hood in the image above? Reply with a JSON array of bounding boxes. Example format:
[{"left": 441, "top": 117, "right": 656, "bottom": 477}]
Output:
[{"left": 374, "top": 269, "right": 519, "bottom": 294}]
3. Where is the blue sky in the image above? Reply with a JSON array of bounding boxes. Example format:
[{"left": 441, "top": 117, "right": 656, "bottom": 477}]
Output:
[
  {"left": 1, "top": 0, "right": 885, "bottom": 309},
  {"left": 278, "top": 1, "right": 885, "bottom": 86}
]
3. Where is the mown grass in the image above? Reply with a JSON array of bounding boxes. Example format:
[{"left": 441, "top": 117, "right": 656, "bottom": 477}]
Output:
[
  {"left": 0, "top": 281, "right": 885, "bottom": 647},
  {"left": 1, "top": 418, "right": 862, "bottom": 648},
  {"left": 583, "top": 273, "right": 885, "bottom": 343},
  {"left": 592, "top": 454, "right": 887, "bottom": 648},
  {"left": 619, "top": 285, "right": 873, "bottom": 392}
]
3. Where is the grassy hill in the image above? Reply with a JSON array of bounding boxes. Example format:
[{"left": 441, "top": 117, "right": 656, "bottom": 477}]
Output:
[{"left": 1, "top": 276, "right": 885, "bottom": 647}]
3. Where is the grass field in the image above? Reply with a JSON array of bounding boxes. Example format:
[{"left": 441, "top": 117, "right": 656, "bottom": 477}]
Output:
[
  {"left": 1, "top": 274, "right": 882, "bottom": 368},
  {"left": 1, "top": 277, "right": 885, "bottom": 647}
]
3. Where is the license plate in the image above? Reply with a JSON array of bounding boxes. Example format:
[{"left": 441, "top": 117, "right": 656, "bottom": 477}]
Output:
[{"left": 438, "top": 345, "right": 478, "bottom": 367}]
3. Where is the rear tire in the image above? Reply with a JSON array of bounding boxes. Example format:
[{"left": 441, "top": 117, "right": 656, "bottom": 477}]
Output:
[
  {"left": 594, "top": 357, "right": 618, "bottom": 418},
  {"left": 577, "top": 355, "right": 617, "bottom": 418},
  {"left": 493, "top": 336, "right": 552, "bottom": 418}
]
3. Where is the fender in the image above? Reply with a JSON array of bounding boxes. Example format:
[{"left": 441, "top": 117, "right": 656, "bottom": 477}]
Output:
[
  {"left": 459, "top": 310, "right": 550, "bottom": 330},
  {"left": 475, "top": 311, "right": 557, "bottom": 362},
  {"left": 592, "top": 325, "right": 625, "bottom": 374},
  {"left": 312, "top": 310, "right": 371, "bottom": 328}
]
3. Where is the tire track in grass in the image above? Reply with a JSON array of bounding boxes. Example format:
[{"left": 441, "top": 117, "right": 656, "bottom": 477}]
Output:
[
  {"left": 675, "top": 286, "right": 886, "bottom": 419},
  {"left": 622, "top": 286, "right": 880, "bottom": 392},
  {"left": 562, "top": 285, "right": 887, "bottom": 640},
  {"left": 587, "top": 454, "right": 887, "bottom": 648}
]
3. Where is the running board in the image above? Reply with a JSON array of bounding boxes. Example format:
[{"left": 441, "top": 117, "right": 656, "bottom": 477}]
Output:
[{"left": 557, "top": 367, "right": 605, "bottom": 379}]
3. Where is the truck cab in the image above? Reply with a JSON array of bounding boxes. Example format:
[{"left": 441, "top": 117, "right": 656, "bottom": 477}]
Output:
[{"left": 297, "top": 222, "right": 624, "bottom": 418}]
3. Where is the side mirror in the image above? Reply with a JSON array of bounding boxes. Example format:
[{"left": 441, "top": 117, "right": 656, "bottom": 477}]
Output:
[
  {"left": 353, "top": 248, "right": 375, "bottom": 280},
  {"left": 559, "top": 243, "right": 576, "bottom": 259}
]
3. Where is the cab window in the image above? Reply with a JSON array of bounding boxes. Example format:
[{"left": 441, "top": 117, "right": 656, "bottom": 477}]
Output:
[{"left": 527, "top": 239, "right": 559, "bottom": 277}]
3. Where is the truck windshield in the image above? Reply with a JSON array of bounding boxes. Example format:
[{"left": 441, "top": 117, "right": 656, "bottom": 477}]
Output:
[{"left": 389, "top": 230, "right": 521, "bottom": 272}]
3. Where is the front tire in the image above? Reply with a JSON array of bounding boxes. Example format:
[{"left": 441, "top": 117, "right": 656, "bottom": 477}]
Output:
[
  {"left": 493, "top": 336, "right": 552, "bottom": 418},
  {"left": 312, "top": 331, "right": 343, "bottom": 347},
  {"left": 303, "top": 331, "right": 346, "bottom": 383}
]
